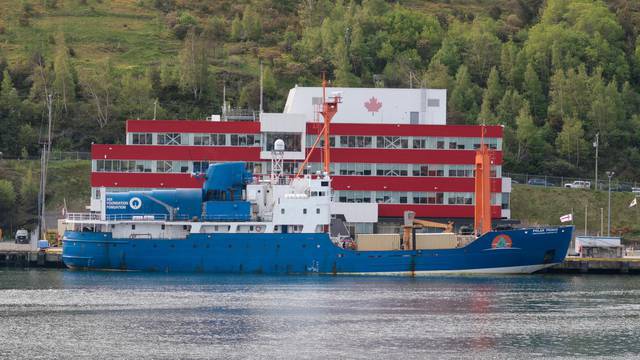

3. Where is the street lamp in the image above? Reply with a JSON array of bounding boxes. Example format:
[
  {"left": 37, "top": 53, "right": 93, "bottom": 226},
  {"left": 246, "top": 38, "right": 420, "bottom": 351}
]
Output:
[{"left": 606, "top": 171, "right": 614, "bottom": 236}]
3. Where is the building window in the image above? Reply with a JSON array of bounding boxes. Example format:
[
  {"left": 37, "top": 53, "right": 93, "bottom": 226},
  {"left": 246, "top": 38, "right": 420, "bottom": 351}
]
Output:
[
  {"left": 193, "top": 134, "right": 225, "bottom": 146},
  {"left": 230, "top": 134, "right": 260, "bottom": 147},
  {"left": 265, "top": 133, "right": 301, "bottom": 151},
  {"left": 427, "top": 99, "right": 440, "bottom": 107},
  {"left": 193, "top": 161, "right": 210, "bottom": 173},
  {"left": 131, "top": 133, "right": 152, "bottom": 145},
  {"left": 376, "top": 136, "right": 409, "bottom": 149},
  {"left": 303, "top": 209, "right": 307, "bottom": 214},
  {"left": 157, "top": 133, "right": 182, "bottom": 145}
]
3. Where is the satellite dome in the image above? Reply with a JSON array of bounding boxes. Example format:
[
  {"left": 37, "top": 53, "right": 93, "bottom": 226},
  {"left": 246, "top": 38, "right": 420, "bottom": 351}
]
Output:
[{"left": 274, "top": 139, "right": 285, "bottom": 151}]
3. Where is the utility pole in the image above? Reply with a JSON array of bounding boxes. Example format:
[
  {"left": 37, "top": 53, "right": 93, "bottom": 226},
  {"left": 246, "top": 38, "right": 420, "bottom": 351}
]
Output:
[
  {"left": 607, "top": 171, "right": 614, "bottom": 236},
  {"left": 594, "top": 133, "right": 599, "bottom": 190},
  {"left": 38, "top": 94, "right": 53, "bottom": 241},
  {"left": 153, "top": 99, "right": 157, "bottom": 120},
  {"left": 600, "top": 207, "right": 604, "bottom": 236},
  {"left": 584, "top": 204, "right": 587, "bottom": 236}
]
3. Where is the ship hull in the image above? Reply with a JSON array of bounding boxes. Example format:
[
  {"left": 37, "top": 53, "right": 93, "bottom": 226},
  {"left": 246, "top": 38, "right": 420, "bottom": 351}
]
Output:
[{"left": 62, "top": 226, "right": 573, "bottom": 275}]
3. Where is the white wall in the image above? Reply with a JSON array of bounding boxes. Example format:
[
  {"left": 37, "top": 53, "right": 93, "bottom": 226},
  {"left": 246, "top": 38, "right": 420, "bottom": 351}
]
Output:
[{"left": 283, "top": 87, "right": 447, "bottom": 125}]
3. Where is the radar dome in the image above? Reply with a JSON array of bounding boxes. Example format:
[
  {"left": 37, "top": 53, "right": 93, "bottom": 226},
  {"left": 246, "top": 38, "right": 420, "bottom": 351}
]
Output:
[{"left": 274, "top": 139, "right": 285, "bottom": 151}]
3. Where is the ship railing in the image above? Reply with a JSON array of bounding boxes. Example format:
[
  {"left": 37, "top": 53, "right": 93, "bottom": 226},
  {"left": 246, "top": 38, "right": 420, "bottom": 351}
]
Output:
[
  {"left": 66, "top": 212, "right": 101, "bottom": 221},
  {"left": 104, "top": 214, "right": 169, "bottom": 221}
]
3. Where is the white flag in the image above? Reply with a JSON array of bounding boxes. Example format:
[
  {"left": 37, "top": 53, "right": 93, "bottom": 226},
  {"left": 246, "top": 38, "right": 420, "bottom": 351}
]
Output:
[
  {"left": 630, "top": 198, "right": 637, "bottom": 208},
  {"left": 560, "top": 214, "right": 573, "bottom": 223}
]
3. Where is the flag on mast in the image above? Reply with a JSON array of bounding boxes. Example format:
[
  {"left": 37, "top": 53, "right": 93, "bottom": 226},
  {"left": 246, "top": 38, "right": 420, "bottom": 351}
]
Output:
[
  {"left": 630, "top": 198, "right": 637, "bottom": 208},
  {"left": 560, "top": 213, "right": 573, "bottom": 223}
]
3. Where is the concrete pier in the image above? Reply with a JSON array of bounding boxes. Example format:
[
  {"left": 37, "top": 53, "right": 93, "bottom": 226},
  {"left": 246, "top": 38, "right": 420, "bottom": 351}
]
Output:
[
  {"left": 545, "top": 257, "right": 640, "bottom": 274},
  {"left": 0, "top": 243, "right": 64, "bottom": 268}
]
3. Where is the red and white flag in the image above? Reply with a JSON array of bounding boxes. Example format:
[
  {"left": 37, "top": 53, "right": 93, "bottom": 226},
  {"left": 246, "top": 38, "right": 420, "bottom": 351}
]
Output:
[{"left": 560, "top": 213, "right": 573, "bottom": 223}]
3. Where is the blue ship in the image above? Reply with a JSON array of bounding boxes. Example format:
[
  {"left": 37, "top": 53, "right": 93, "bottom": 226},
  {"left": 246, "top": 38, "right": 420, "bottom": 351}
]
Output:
[{"left": 62, "top": 161, "right": 573, "bottom": 275}]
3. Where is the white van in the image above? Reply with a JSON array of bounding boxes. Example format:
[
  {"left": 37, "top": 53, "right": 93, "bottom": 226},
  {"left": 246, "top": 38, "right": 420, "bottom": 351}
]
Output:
[{"left": 564, "top": 181, "right": 591, "bottom": 189}]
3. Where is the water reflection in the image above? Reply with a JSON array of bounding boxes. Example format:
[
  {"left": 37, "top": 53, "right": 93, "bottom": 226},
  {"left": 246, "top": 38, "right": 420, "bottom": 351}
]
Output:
[{"left": 0, "top": 270, "right": 640, "bottom": 359}]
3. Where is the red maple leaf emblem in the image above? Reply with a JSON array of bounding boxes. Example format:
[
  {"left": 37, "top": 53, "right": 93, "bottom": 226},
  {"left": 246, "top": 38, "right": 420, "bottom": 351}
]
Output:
[{"left": 364, "top": 97, "right": 382, "bottom": 113}]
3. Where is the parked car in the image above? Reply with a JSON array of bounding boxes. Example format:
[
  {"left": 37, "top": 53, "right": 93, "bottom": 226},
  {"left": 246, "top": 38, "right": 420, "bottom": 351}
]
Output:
[
  {"left": 564, "top": 180, "right": 591, "bottom": 189},
  {"left": 612, "top": 183, "right": 633, "bottom": 192},
  {"left": 527, "top": 178, "right": 549, "bottom": 186}
]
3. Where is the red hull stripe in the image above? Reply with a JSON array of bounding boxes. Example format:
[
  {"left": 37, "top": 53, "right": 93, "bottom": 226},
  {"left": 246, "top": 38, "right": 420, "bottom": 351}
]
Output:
[
  {"left": 92, "top": 144, "right": 262, "bottom": 161},
  {"left": 306, "top": 123, "right": 503, "bottom": 137},
  {"left": 127, "top": 120, "right": 261, "bottom": 134}
]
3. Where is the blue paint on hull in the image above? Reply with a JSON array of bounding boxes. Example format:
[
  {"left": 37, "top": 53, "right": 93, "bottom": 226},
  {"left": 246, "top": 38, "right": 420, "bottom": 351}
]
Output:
[{"left": 62, "top": 227, "right": 573, "bottom": 274}]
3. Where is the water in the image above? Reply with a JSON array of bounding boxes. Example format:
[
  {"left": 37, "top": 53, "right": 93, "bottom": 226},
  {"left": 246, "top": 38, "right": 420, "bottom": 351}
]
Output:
[{"left": 1, "top": 270, "right": 640, "bottom": 359}]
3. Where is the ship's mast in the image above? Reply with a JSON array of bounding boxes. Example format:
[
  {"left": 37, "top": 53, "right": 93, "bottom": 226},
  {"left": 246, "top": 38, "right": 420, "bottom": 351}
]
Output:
[
  {"left": 320, "top": 73, "right": 340, "bottom": 173},
  {"left": 474, "top": 121, "right": 492, "bottom": 236},
  {"left": 295, "top": 73, "right": 341, "bottom": 177}
]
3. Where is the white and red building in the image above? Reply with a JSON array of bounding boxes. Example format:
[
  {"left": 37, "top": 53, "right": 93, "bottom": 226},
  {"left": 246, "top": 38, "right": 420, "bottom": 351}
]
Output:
[{"left": 89, "top": 86, "right": 510, "bottom": 234}]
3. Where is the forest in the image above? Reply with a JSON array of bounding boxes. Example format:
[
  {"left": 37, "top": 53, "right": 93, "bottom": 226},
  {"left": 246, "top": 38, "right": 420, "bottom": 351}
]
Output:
[{"left": 0, "top": 0, "right": 639, "bottom": 180}]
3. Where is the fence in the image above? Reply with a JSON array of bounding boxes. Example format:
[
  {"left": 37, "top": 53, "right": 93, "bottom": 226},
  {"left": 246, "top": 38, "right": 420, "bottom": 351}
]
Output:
[
  {"left": 504, "top": 172, "right": 639, "bottom": 192},
  {"left": 0, "top": 151, "right": 90, "bottom": 161}
]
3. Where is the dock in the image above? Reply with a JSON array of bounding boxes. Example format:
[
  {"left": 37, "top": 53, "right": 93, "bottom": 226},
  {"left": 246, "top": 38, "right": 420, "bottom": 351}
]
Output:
[
  {"left": 0, "top": 243, "right": 64, "bottom": 268},
  {"left": 545, "top": 257, "right": 640, "bottom": 274}
]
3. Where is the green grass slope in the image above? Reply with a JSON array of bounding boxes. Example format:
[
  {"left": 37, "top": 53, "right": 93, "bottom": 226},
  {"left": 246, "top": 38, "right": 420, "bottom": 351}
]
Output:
[{"left": 511, "top": 184, "right": 640, "bottom": 239}]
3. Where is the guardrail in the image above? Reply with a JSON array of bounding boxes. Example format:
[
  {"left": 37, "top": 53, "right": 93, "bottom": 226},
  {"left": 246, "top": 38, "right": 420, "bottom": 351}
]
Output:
[
  {"left": 505, "top": 173, "right": 639, "bottom": 192},
  {"left": 0, "top": 151, "right": 91, "bottom": 161}
]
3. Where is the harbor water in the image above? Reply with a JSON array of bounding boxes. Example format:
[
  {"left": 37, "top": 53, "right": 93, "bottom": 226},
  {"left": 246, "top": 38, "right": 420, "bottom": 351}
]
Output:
[{"left": 1, "top": 270, "right": 640, "bottom": 359}]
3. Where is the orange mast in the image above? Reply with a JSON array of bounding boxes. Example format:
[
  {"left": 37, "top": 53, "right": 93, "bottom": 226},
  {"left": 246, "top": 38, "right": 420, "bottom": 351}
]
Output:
[
  {"left": 474, "top": 126, "right": 492, "bottom": 236},
  {"left": 320, "top": 74, "right": 340, "bottom": 173},
  {"left": 295, "top": 73, "right": 341, "bottom": 177}
]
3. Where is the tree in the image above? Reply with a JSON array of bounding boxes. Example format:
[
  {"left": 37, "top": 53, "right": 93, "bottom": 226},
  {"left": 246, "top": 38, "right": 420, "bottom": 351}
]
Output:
[
  {"left": 81, "top": 62, "right": 117, "bottom": 129},
  {"left": 515, "top": 101, "right": 537, "bottom": 162},
  {"left": 555, "top": 117, "right": 587, "bottom": 166},
  {"left": 0, "top": 69, "right": 22, "bottom": 156},
  {"left": 52, "top": 32, "right": 76, "bottom": 111},
  {"left": 179, "top": 29, "right": 210, "bottom": 101},
  {"left": 422, "top": 59, "right": 453, "bottom": 91},
  {"left": 485, "top": 67, "right": 503, "bottom": 109},
  {"left": 523, "top": 62, "right": 545, "bottom": 122},
  {"left": 0, "top": 179, "right": 16, "bottom": 229},
  {"left": 230, "top": 14, "right": 243, "bottom": 41},
  {"left": 496, "top": 89, "right": 524, "bottom": 127},
  {"left": 477, "top": 92, "right": 496, "bottom": 125},
  {"left": 242, "top": 6, "right": 262, "bottom": 41},
  {"left": 118, "top": 73, "right": 154, "bottom": 120},
  {"left": 449, "top": 65, "right": 480, "bottom": 123}
]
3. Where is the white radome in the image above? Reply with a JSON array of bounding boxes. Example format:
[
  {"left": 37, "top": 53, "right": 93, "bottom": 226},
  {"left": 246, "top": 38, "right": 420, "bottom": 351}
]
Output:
[{"left": 274, "top": 139, "right": 285, "bottom": 151}]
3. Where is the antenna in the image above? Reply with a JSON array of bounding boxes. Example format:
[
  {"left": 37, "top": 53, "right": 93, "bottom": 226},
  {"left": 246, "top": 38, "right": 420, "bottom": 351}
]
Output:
[{"left": 271, "top": 139, "right": 285, "bottom": 183}]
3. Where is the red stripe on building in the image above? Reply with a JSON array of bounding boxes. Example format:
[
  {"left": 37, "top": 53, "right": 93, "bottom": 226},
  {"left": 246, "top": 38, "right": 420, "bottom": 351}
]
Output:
[
  {"left": 378, "top": 204, "right": 502, "bottom": 218},
  {"left": 127, "top": 120, "right": 261, "bottom": 134},
  {"left": 92, "top": 173, "right": 205, "bottom": 188},
  {"left": 332, "top": 176, "right": 502, "bottom": 192},
  {"left": 311, "top": 148, "right": 503, "bottom": 165},
  {"left": 91, "top": 173, "right": 501, "bottom": 194},
  {"left": 92, "top": 144, "right": 262, "bottom": 161},
  {"left": 307, "top": 123, "right": 503, "bottom": 137}
]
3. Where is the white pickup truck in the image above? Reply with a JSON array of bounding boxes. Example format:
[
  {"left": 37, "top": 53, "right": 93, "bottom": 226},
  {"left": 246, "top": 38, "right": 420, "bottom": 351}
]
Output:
[{"left": 564, "top": 180, "right": 591, "bottom": 189}]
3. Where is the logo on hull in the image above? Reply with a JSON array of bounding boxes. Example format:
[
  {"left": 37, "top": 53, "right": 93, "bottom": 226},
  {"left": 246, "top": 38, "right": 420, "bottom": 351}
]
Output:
[
  {"left": 129, "top": 197, "right": 143, "bottom": 210},
  {"left": 491, "top": 234, "right": 512, "bottom": 249}
]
